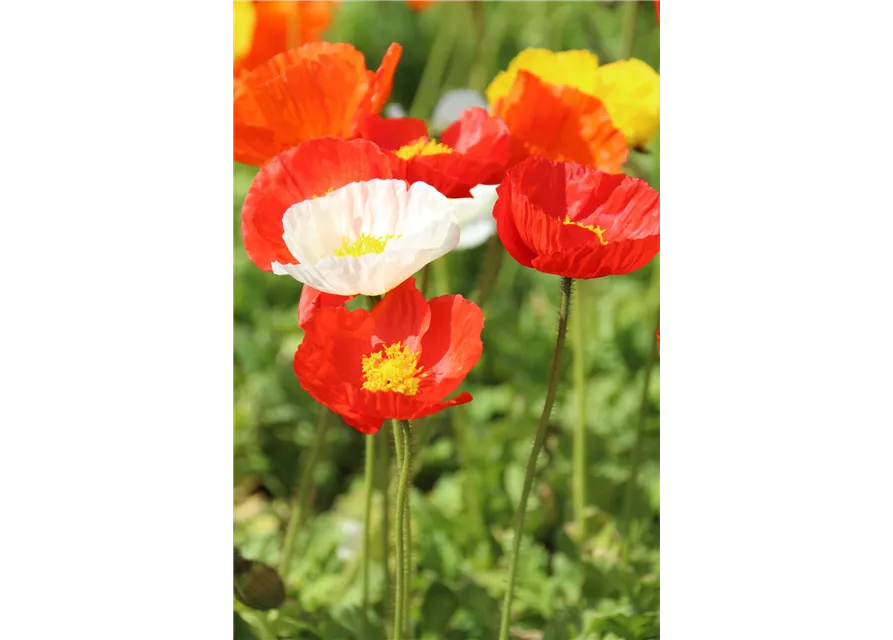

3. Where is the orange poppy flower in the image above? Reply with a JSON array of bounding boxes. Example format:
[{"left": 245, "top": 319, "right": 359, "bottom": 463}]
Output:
[
  {"left": 490, "top": 70, "right": 629, "bottom": 173},
  {"left": 234, "top": 41, "right": 402, "bottom": 166},
  {"left": 293, "top": 276, "right": 484, "bottom": 434},
  {"left": 493, "top": 156, "right": 659, "bottom": 279},
  {"left": 355, "top": 108, "right": 512, "bottom": 197},
  {"left": 233, "top": 1, "right": 339, "bottom": 77},
  {"left": 241, "top": 137, "right": 395, "bottom": 272},
  {"left": 299, "top": 285, "right": 355, "bottom": 327},
  {"left": 655, "top": 1, "right": 660, "bottom": 23},
  {"left": 406, "top": 0, "right": 436, "bottom": 11}
]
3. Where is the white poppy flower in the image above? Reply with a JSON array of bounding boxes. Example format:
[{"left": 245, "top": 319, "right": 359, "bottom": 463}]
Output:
[
  {"left": 450, "top": 184, "right": 499, "bottom": 250},
  {"left": 271, "top": 179, "right": 460, "bottom": 296}
]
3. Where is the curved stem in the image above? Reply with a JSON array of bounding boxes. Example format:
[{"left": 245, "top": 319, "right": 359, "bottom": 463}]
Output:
[
  {"left": 361, "top": 434, "right": 375, "bottom": 637},
  {"left": 498, "top": 276, "right": 573, "bottom": 640},
  {"left": 279, "top": 407, "right": 331, "bottom": 578},
  {"left": 392, "top": 420, "right": 412, "bottom": 640},
  {"left": 572, "top": 280, "right": 589, "bottom": 542},
  {"left": 255, "top": 613, "right": 276, "bottom": 640}
]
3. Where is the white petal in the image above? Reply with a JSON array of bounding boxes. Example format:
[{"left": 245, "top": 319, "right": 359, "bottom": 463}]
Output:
[
  {"left": 456, "top": 216, "right": 496, "bottom": 251},
  {"left": 277, "top": 179, "right": 460, "bottom": 296},
  {"left": 430, "top": 89, "right": 489, "bottom": 132},
  {"left": 450, "top": 183, "right": 499, "bottom": 250}
]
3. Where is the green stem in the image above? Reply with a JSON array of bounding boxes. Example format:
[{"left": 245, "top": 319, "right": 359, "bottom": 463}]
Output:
[
  {"left": 498, "top": 276, "right": 573, "bottom": 640},
  {"left": 279, "top": 408, "right": 331, "bottom": 577},
  {"left": 572, "top": 280, "right": 589, "bottom": 542},
  {"left": 402, "top": 421, "right": 414, "bottom": 638},
  {"left": 471, "top": 235, "right": 506, "bottom": 310},
  {"left": 419, "top": 263, "right": 431, "bottom": 297},
  {"left": 409, "top": 4, "right": 460, "bottom": 120},
  {"left": 392, "top": 420, "right": 413, "bottom": 640},
  {"left": 361, "top": 434, "right": 375, "bottom": 638},
  {"left": 432, "top": 254, "right": 451, "bottom": 296},
  {"left": 619, "top": 0, "right": 639, "bottom": 60},
  {"left": 378, "top": 430, "right": 391, "bottom": 624}
]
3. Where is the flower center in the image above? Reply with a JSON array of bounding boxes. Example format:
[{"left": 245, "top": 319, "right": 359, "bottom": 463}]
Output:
[
  {"left": 361, "top": 342, "right": 425, "bottom": 395},
  {"left": 563, "top": 215, "right": 608, "bottom": 245},
  {"left": 334, "top": 233, "right": 401, "bottom": 257},
  {"left": 394, "top": 138, "right": 454, "bottom": 160}
]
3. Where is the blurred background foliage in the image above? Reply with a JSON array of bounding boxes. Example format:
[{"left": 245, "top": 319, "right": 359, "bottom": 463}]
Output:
[{"left": 234, "top": 2, "right": 659, "bottom": 638}]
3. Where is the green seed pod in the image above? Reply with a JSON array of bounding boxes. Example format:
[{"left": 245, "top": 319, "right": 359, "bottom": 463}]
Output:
[{"left": 233, "top": 548, "right": 285, "bottom": 611}]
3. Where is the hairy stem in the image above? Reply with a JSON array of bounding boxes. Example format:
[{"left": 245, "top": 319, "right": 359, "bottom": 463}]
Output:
[{"left": 498, "top": 276, "right": 573, "bottom": 640}]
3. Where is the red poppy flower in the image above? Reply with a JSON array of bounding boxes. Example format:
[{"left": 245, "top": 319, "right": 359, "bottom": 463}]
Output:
[
  {"left": 655, "top": 1, "right": 660, "bottom": 23},
  {"left": 490, "top": 70, "right": 628, "bottom": 173},
  {"left": 234, "top": 41, "right": 402, "bottom": 166},
  {"left": 493, "top": 156, "right": 659, "bottom": 279},
  {"left": 241, "top": 137, "right": 395, "bottom": 272},
  {"left": 406, "top": 0, "right": 435, "bottom": 11},
  {"left": 657, "top": 328, "right": 660, "bottom": 353},
  {"left": 233, "top": 1, "right": 339, "bottom": 77},
  {"left": 293, "top": 277, "right": 484, "bottom": 434},
  {"left": 355, "top": 108, "right": 512, "bottom": 198},
  {"left": 298, "top": 285, "right": 355, "bottom": 327}
]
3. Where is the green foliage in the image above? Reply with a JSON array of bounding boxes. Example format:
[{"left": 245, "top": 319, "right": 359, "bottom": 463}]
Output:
[{"left": 234, "top": 2, "right": 659, "bottom": 639}]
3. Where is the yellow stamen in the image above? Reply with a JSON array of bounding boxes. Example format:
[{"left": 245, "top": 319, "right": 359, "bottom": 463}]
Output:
[
  {"left": 394, "top": 138, "right": 453, "bottom": 160},
  {"left": 361, "top": 342, "right": 425, "bottom": 395},
  {"left": 563, "top": 215, "right": 608, "bottom": 245},
  {"left": 333, "top": 233, "right": 401, "bottom": 258}
]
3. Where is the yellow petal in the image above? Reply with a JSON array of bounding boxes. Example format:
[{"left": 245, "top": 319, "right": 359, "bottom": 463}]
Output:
[
  {"left": 485, "top": 48, "right": 600, "bottom": 107},
  {"left": 234, "top": 1, "right": 257, "bottom": 63},
  {"left": 592, "top": 58, "right": 660, "bottom": 148}
]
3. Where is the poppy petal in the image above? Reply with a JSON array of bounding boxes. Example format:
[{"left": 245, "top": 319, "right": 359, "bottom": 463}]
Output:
[
  {"left": 234, "top": 42, "right": 400, "bottom": 166},
  {"left": 409, "top": 391, "right": 473, "bottom": 420},
  {"left": 370, "top": 277, "right": 431, "bottom": 352},
  {"left": 493, "top": 71, "right": 628, "bottom": 172},
  {"left": 355, "top": 113, "right": 429, "bottom": 151},
  {"left": 493, "top": 156, "right": 659, "bottom": 279},
  {"left": 298, "top": 285, "right": 355, "bottom": 327},
  {"left": 418, "top": 294, "right": 484, "bottom": 399},
  {"left": 362, "top": 43, "right": 403, "bottom": 115},
  {"left": 241, "top": 137, "right": 394, "bottom": 272}
]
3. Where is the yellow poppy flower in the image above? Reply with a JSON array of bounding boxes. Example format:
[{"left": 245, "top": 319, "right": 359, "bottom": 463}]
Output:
[{"left": 486, "top": 48, "right": 660, "bottom": 149}]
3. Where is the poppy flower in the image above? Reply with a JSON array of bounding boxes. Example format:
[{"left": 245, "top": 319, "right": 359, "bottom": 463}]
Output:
[
  {"left": 406, "top": 0, "right": 436, "bottom": 11},
  {"left": 655, "top": 1, "right": 660, "bottom": 23},
  {"left": 657, "top": 328, "right": 660, "bottom": 352},
  {"left": 241, "top": 137, "right": 460, "bottom": 296},
  {"left": 298, "top": 285, "right": 355, "bottom": 327},
  {"left": 233, "top": 1, "right": 339, "bottom": 77},
  {"left": 489, "top": 70, "right": 628, "bottom": 173},
  {"left": 293, "top": 276, "right": 484, "bottom": 434},
  {"left": 355, "top": 108, "right": 512, "bottom": 197},
  {"left": 493, "top": 156, "right": 659, "bottom": 279},
  {"left": 487, "top": 48, "right": 660, "bottom": 150},
  {"left": 234, "top": 41, "right": 402, "bottom": 166}
]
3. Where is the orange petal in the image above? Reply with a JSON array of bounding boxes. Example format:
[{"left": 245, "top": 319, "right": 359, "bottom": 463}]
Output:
[
  {"left": 492, "top": 71, "right": 629, "bottom": 173},
  {"left": 234, "top": 42, "right": 401, "bottom": 166}
]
